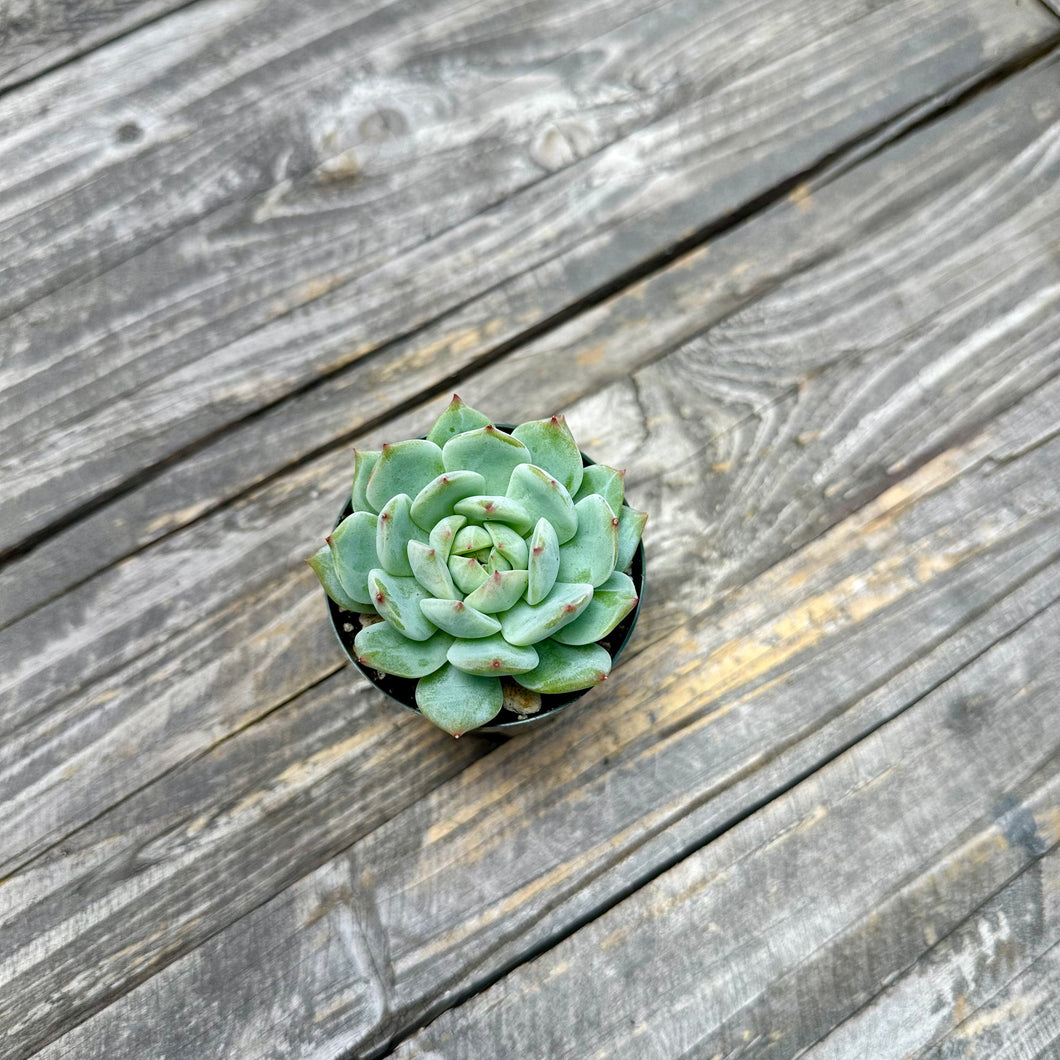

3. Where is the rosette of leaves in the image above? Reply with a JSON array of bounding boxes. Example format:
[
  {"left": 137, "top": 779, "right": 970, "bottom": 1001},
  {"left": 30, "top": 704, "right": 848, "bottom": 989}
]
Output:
[{"left": 309, "top": 397, "right": 647, "bottom": 736}]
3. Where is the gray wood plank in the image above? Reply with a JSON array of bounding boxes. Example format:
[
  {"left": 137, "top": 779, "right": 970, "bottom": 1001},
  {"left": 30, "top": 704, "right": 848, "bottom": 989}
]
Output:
[
  {"left": 4, "top": 55, "right": 1060, "bottom": 879},
  {"left": 0, "top": 0, "right": 931, "bottom": 430},
  {"left": 0, "top": 0, "right": 196, "bottom": 91},
  {"left": 1, "top": 0, "right": 1055, "bottom": 555},
  {"left": 5, "top": 46, "right": 1060, "bottom": 629},
  {"left": 5, "top": 341, "right": 1060, "bottom": 1057},
  {"left": 26, "top": 428, "right": 1060, "bottom": 1059},
  {"left": 924, "top": 943, "right": 1060, "bottom": 1060},
  {"left": 386, "top": 606, "right": 1060, "bottom": 1060},
  {"left": 801, "top": 847, "right": 1060, "bottom": 1059},
  {"left": 0, "top": 668, "right": 495, "bottom": 1059}
]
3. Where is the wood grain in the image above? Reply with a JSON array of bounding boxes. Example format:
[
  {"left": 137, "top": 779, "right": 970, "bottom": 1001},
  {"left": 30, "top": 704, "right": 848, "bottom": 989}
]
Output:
[
  {"left": 0, "top": 668, "right": 496, "bottom": 1059},
  {"left": 25, "top": 392, "right": 1060, "bottom": 1059},
  {"left": 5, "top": 46, "right": 1060, "bottom": 630},
  {"left": 801, "top": 846, "right": 1060, "bottom": 1059},
  {"left": 6, "top": 346, "right": 1060, "bottom": 1055},
  {"left": 922, "top": 940, "right": 1060, "bottom": 1060},
  {"left": 388, "top": 606, "right": 1060, "bottom": 1060},
  {"left": 5, "top": 35, "right": 1060, "bottom": 1060},
  {"left": 4, "top": 54, "right": 1060, "bottom": 879},
  {"left": 0, "top": 0, "right": 196, "bottom": 91},
  {"left": 1, "top": 0, "right": 1054, "bottom": 554}
]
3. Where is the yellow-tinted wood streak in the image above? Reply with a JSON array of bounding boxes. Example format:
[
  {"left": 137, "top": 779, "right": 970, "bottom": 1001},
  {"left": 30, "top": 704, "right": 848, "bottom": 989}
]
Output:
[
  {"left": 19, "top": 365, "right": 1060, "bottom": 1057},
  {"left": 3, "top": 1, "right": 1060, "bottom": 1058},
  {"left": 390, "top": 606, "right": 1060, "bottom": 1059}
]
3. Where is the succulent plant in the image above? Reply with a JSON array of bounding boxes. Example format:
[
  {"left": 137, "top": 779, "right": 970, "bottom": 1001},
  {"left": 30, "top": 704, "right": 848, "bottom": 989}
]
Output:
[{"left": 310, "top": 396, "right": 648, "bottom": 736}]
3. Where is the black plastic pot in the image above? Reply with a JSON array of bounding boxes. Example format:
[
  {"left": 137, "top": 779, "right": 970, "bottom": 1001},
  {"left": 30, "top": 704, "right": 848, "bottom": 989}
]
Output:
[{"left": 326, "top": 432, "right": 646, "bottom": 734}]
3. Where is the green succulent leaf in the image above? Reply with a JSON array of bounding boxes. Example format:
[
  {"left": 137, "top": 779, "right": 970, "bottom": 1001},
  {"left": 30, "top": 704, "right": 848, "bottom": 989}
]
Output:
[
  {"left": 487, "top": 547, "right": 512, "bottom": 573},
  {"left": 449, "top": 554, "right": 490, "bottom": 595},
  {"left": 616, "top": 506, "right": 648, "bottom": 572},
  {"left": 442, "top": 425, "right": 530, "bottom": 494},
  {"left": 410, "top": 469, "right": 486, "bottom": 531},
  {"left": 420, "top": 598, "right": 502, "bottom": 639},
  {"left": 550, "top": 571, "right": 638, "bottom": 645},
  {"left": 505, "top": 463, "right": 577, "bottom": 544},
  {"left": 557, "top": 495, "right": 619, "bottom": 587},
  {"left": 376, "top": 494, "right": 428, "bottom": 577},
  {"left": 354, "top": 623, "right": 452, "bottom": 678},
  {"left": 367, "top": 568, "right": 437, "bottom": 642},
  {"left": 452, "top": 524, "right": 493, "bottom": 555},
  {"left": 574, "top": 464, "right": 625, "bottom": 513},
  {"left": 454, "top": 495, "right": 533, "bottom": 535},
  {"left": 513, "top": 640, "right": 611, "bottom": 694},
  {"left": 526, "top": 517, "right": 560, "bottom": 604},
  {"left": 511, "top": 414, "right": 584, "bottom": 496},
  {"left": 499, "top": 581, "right": 594, "bottom": 646},
  {"left": 464, "top": 568, "right": 529, "bottom": 613},
  {"left": 325, "top": 402, "right": 646, "bottom": 735},
  {"left": 447, "top": 633, "right": 539, "bottom": 676},
  {"left": 350, "top": 449, "right": 382, "bottom": 514},
  {"left": 429, "top": 514, "right": 467, "bottom": 561},
  {"left": 328, "top": 510, "right": 379, "bottom": 604},
  {"left": 415, "top": 664, "right": 503, "bottom": 736},
  {"left": 308, "top": 545, "right": 371, "bottom": 611},
  {"left": 407, "top": 541, "right": 459, "bottom": 600},
  {"left": 426, "top": 395, "right": 494, "bottom": 446},
  {"left": 366, "top": 439, "right": 445, "bottom": 512},
  {"left": 484, "top": 522, "right": 529, "bottom": 569}
]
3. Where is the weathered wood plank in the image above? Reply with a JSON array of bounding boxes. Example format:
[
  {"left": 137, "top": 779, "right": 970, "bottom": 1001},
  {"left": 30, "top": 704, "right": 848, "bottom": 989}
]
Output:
[
  {"left": 4, "top": 57, "right": 1060, "bottom": 880},
  {"left": 0, "top": 0, "right": 196, "bottom": 91},
  {"left": 386, "top": 606, "right": 1060, "bottom": 1060},
  {"left": 1, "top": 0, "right": 1055, "bottom": 554},
  {"left": 0, "top": 668, "right": 495, "bottom": 1058},
  {"left": 923, "top": 942, "right": 1060, "bottom": 1060},
  {"left": 4, "top": 351, "right": 1060, "bottom": 1055},
  {"left": 25, "top": 420, "right": 1060, "bottom": 1059},
  {"left": 5, "top": 46, "right": 1060, "bottom": 629},
  {"left": 0, "top": 0, "right": 941, "bottom": 424},
  {"left": 801, "top": 847, "right": 1060, "bottom": 1060}
]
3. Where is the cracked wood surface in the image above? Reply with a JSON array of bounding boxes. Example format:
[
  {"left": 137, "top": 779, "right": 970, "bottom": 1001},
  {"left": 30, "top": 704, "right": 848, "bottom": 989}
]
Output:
[
  {"left": 390, "top": 604, "right": 1060, "bottom": 1060},
  {"left": 0, "top": 0, "right": 1055, "bottom": 556},
  {"left": 2, "top": 1, "right": 1060, "bottom": 1059},
  {"left": 0, "top": 0, "right": 194, "bottom": 91}
]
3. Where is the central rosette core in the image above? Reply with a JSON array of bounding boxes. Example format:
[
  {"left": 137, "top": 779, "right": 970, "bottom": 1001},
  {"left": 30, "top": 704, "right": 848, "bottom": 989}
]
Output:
[{"left": 447, "top": 518, "right": 530, "bottom": 596}]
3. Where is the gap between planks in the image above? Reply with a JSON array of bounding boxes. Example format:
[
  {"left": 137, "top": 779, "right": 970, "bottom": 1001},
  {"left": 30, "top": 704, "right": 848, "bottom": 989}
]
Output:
[
  {"left": 0, "top": 0, "right": 209, "bottom": 98},
  {"left": 370, "top": 583, "right": 1060, "bottom": 1059},
  {"left": 12, "top": 375, "right": 1060, "bottom": 1060},
  {"left": 6, "top": 39, "right": 1060, "bottom": 1051},
  {"left": 3, "top": 33, "right": 1059, "bottom": 595},
  {"left": 796, "top": 836, "right": 1060, "bottom": 1059}
]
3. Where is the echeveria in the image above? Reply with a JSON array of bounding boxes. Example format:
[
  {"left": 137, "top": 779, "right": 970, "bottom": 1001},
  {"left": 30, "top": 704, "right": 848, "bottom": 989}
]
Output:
[{"left": 310, "top": 397, "right": 646, "bottom": 736}]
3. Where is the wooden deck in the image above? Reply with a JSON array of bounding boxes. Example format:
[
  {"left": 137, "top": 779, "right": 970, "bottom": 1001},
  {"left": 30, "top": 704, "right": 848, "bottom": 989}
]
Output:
[{"left": 3, "top": 0, "right": 1060, "bottom": 1056}]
